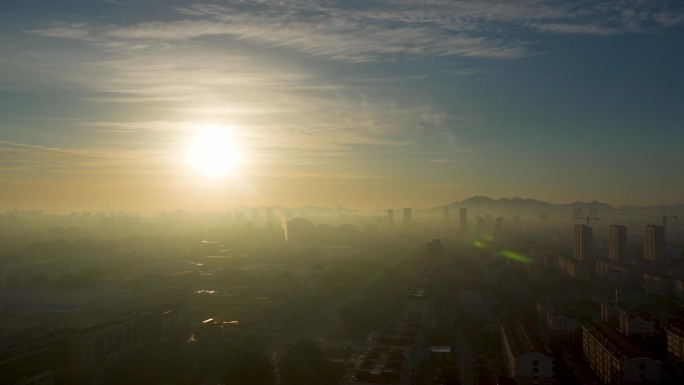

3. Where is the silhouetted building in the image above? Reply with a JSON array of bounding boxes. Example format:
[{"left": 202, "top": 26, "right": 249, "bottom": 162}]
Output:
[
  {"left": 574, "top": 224, "right": 593, "bottom": 261},
  {"left": 426, "top": 239, "right": 442, "bottom": 259},
  {"left": 460, "top": 208, "right": 468, "bottom": 233},
  {"left": 476, "top": 216, "right": 485, "bottom": 232},
  {"left": 387, "top": 209, "right": 394, "bottom": 226},
  {"left": 572, "top": 207, "right": 585, "bottom": 219},
  {"left": 644, "top": 225, "right": 665, "bottom": 262},
  {"left": 286, "top": 218, "right": 316, "bottom": 244},
  {"left": 443, "top": 206, "right": 450, "bottom": 223},
  {"left": 609, "top": 225, "right": 627, "bottom": 262},
  {"left": 405, "top": 289, "right": 432, "bottom": 325},
  {"left": 495, "top": 217, "right": 503, "bottom": 233},
  {"left": 403, "top": 208, "right": 412, "bottom": 225}
]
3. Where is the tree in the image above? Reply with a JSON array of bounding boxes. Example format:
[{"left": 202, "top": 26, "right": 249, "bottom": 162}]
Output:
[
  {"left": 278, "top": 340, "right": 345, "bottom": 385},
  {"left": 223, "top": 352, "right": 275, "bottom": 385}
]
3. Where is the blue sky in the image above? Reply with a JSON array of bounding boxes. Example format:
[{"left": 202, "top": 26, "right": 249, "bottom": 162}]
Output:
[{"left": 1, "top": 0, "right": 683, "bottom": 212}]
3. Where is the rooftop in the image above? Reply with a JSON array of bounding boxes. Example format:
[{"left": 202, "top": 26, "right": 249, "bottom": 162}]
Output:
[
  {"left": 501, "top": 318, "right": 548, "bottom": 357},
  {"left": 665, "top": 322, "right": 684, "bottom": 339},
  {"left": 620, "top": 306, "right": 651, "bottom": 320},
  {"left": 583, "top": 322, "right": 644, "bottom": 361}
]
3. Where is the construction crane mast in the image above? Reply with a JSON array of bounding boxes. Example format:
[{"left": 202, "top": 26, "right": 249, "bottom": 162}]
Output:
[
  {"left": 616, "top": 211, "right": 678, "bottom": 227},
  {"left": 539, "top": 215, "right": 599, "bottom": 227}
]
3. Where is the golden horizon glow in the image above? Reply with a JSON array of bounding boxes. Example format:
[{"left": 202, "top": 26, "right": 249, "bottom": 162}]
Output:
[{"left": 187, "top": 125, "right": 242, "bottom": 177}]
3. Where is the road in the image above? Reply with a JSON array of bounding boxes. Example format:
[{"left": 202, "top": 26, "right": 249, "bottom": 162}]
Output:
[{"left": 457, "top": 333, "right": 475, "bottom": 385}]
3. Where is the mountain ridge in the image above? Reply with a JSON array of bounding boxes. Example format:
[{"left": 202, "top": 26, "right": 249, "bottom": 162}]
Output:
[{"left": 433, "top": 196, "right": 684, "bottom": 214}]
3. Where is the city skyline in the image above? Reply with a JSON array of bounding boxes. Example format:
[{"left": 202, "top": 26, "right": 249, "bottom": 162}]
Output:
[{"left": 2, "top": 1, "right": 684, "bottom": 212}]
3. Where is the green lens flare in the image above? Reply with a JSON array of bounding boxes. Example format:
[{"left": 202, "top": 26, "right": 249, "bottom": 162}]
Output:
[
  {"left": 501, "top": 250, "right": 531, "bottom": 264},
  {"left": 473, "top": 241, "right": 487, "bottom": 249}
]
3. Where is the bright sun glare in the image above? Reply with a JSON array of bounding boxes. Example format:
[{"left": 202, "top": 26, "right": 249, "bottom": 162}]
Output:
[{"left": 187, "top": 126, "right": 241, "bottom": 177}]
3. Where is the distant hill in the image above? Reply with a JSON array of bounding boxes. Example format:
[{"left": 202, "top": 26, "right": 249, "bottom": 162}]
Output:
[{"left": 431, "top": 196, "right": 683, "bottom": 219}]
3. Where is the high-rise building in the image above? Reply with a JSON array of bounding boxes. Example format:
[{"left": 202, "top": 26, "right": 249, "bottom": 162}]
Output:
[
  {"left": 495, "top": 217, "right": 503, "bottom": 233},
  {"left": 403, "top": 208, "right": 412, "bottom": 225},
  {"left": 574, "top": 224, "right": 593, "bottom": 261},
  {"left": 442, "top": 207, "right": 450, "bottom": 223},
  {"left": 426, "top": 239, "right": 442, "bottom": 259},
  {"left": 609, "top": 225, "right": 627, "bottom": 262},
  {"left": 644, "top": 225, "right": 665, "bottom": 262},
  {"left": 572, "top": 207, "right": 585, "bottom": 220},
  {"left": 476, "top": 216, "right": 485, "bottom": 232},
  {"left": 459, "top": 208, "right": 468, "bottom": 233},
  {"left": 387, "top": 209, "right": 394, "bottom": 226}
]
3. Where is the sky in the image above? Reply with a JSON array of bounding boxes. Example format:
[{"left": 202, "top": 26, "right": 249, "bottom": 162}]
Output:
[{"left": 1, "top": 0, "right": 683, "bottom": 213}]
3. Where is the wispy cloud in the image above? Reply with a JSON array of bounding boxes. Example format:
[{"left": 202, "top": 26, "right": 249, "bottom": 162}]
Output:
[
  {"left": 529, "top": 22, "right": 620, "bottom": 35},
  {"left": 24, "top": 1, "right": 683, "bottom": 66},
  {"left": 425, "top": 182, "right": 463, "bottom": 190},
  {"left": 26, "top": 23, "right": 93, "bottom": 40},
  {"left": 0, "top": 140, "right": 175, "bottom": 177},
  {"left": 259, "top": 170, "right": 392, "bottom": 180},
  {"left": 80, "top": 120, "right": 196, "bottom": 132}
]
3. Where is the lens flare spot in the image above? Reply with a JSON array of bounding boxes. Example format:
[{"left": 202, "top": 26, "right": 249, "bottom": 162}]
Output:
[{"left": 501, "top": 250, "right": 531, "bottom": 264}]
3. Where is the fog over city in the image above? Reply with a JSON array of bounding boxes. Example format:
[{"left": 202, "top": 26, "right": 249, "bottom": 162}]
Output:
[{"left": 2, "top": 1, "right": 684, "bottom": 385}]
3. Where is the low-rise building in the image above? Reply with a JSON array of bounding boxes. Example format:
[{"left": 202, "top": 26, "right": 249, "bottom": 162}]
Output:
[
  {"left": 601, "top": 302, "right": 621, "bottom": 328},
  {"left": 404, "top": 288, "right": 431, "bottom": 326},
  {"left": 0, "top": 325, "right": 69, "bottom": 385},
  {"left": 501, "top": 318, "right": 554, "bottom": 385},
  {"left": 355, "top": 347, "right": 407, "bottom": 385},
  {"left": 642, "top": 272, "right": 672, "bottom": 293},
  {"left": 582, "top": 322, "right": 661, "bottom": 385},
  {"left": 673, "top": 279, "right": 684, "bottom": 300},
  {"left": 357, "top": 323, "right": 421, "bottom": 385},
  {"left": 665, "top": 323, "right": 684, "bottom": 367},
  {"left": 618, "top": 307, "right": 656, "bottom": 339},
  {"left": 537, "top": 301, "right": 578, "bottom": 347}
]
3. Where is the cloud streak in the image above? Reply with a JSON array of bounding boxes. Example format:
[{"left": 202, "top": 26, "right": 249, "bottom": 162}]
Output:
[
  {"left": 25, "top": 1, "right": 684, "bottom": 65},
  {"left": 0, "top": 140, "right": 176, "bottom": 178}
]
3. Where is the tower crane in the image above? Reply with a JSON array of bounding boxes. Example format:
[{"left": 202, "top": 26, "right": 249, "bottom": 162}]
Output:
[
  {"left": 539, "top": 215, "right": 599, "bottom": 227},
  {"left": 616, "top": 211, "right": 678, "bottom": 227}
]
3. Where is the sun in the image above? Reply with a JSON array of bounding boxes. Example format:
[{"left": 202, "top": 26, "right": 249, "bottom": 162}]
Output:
[{"left": 187, "top": 125, "right": 241, "bottom": 177}]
